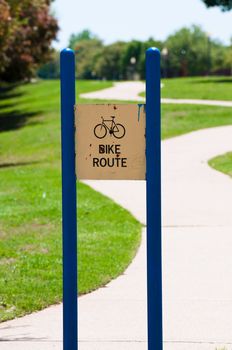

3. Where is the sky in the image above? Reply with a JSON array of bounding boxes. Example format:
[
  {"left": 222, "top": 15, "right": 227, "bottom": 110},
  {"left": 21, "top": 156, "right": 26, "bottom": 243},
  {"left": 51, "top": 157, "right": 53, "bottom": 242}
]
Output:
[{"left": 52, "top": 0, "right": 232, "bottom": 49}]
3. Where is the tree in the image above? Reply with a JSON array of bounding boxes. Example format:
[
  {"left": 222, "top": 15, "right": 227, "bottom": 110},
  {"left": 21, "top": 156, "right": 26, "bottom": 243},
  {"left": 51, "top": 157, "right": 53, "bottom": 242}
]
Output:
[
  {"left": 0, "top": 0, "right": 58, "bottom": 82},
  {"left": 202, "top": 0, "right": 232, "bottom": 11},
  {"left": 94, "top": 42, "right": 127, "bottom": 80},
  {"left": 165, "top": 25, "right": 217, "bottom": 77},
  {"left": 75, "top": 39, "right": 103, "bottom": 79},
  {"left": 67, "top": 30, "right": 103, "bottom": 79},
  {"left": 69, "top": 29, "right": 99, "bottom": 50},
  {"left": 207, "top": 41, "right": 230, "bottom": 74},
  {"left": 121, "top": 40, "right": 143, "bottom": 79},
  {"left": 164, "top": 25, "right": 231, "bottom": 77},
  {"left": 0, "top": 0, "right": 13, "bottom": 74},
  {"left": 37, "top": 50, "right": 60, "bottom": 79}
]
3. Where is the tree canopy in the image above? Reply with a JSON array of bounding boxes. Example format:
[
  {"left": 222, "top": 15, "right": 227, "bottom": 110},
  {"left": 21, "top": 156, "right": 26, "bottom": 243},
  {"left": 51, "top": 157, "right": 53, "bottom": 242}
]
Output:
[
  {"left": 202, "top": 0, "right": 232, "bottom": 11},
  {"left": 0, "top": 0, "right": 58, "bottom": 82},
  {"left": 166, "top": 26, "right": 211, "bottom": 76},
  {"left": 68, "top": 29, "right": 99, "bottom": 49},
  {"left": 38, "top": 26, "right": 232, "bottom": 80}
]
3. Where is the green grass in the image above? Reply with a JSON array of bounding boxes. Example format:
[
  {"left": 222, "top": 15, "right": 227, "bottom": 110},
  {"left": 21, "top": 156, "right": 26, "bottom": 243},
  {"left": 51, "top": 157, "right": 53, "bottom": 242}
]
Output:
[
  {"left": 161, "top": 104, "right": 232, "bottom": 139},
  {"left": 0, "top": 80, "right": 142, "bottom": 322},
  {"left": 1, "top": 78, "right": 232, "bottom": 322},
  {"left": 140, "top": 76, "right": 232, "bottom": 101},
  {"left": 209, "top": 152, "right": 232, "bottom": 178}
]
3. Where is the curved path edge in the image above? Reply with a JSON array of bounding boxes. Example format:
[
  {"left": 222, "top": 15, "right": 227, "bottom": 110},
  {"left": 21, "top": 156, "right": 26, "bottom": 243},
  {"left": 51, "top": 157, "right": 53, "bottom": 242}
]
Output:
[
  {"left": 1, "top": 125, "right": 232, "bottom": 350},
  {"left": 80, "top": 81, "right": 232, "bottom": 107}
]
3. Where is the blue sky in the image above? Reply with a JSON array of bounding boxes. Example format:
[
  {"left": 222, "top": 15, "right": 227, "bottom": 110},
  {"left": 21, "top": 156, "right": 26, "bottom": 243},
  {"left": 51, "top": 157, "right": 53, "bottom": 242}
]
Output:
[{"left": 52, "top": 0, "right": 231, "bottom": 49}]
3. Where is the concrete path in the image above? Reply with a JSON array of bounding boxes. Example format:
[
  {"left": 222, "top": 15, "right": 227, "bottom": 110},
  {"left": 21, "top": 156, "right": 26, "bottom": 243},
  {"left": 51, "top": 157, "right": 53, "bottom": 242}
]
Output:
[
  {"left": 80, "top": 81, "right": 232, "bottom": 107},
  {"left": 81, "top": 81, "right": 146, "bottom": 102},
  {"left": 1, "top": 125, "right": 232, "bottom": 350}
]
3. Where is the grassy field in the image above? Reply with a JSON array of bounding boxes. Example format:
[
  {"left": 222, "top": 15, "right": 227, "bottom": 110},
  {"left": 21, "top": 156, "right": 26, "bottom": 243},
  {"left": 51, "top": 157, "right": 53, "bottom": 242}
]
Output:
[
  {"left": 209, "top": 152, "right": 232, "bottom": 178},
  {"left": 0, "top": 78, "right": 232, "bottom": 322},
  {"left": 162, "top": 104, "right": 232, "bottom": 139},
  {"left": 140, "top": 76, "right": 232, "bottom": 101},
  {"left": 0, "top": 80, "right": 142, "bottom": 322}
]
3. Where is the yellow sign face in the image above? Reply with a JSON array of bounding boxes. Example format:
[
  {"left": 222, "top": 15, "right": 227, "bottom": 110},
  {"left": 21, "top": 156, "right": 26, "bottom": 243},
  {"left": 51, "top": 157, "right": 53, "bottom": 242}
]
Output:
[{"left": 75, "top": 104, "right": 146, "bottom": 180}]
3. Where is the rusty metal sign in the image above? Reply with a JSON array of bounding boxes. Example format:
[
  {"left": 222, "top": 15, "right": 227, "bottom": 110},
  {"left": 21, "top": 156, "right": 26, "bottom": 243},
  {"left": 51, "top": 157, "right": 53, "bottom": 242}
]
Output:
[{"left": 75, "top": 104, "right": 146, "bottom": 180}]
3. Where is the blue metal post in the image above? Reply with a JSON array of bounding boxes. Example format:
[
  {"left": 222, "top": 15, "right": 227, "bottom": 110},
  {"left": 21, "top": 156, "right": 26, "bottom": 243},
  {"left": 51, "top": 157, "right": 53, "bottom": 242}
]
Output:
[
  {"left": 146, "top": 48, "right": 163, "bottom": 350},
  {"left": 60, "top": 48, "right": 77, "bottom": 350}
]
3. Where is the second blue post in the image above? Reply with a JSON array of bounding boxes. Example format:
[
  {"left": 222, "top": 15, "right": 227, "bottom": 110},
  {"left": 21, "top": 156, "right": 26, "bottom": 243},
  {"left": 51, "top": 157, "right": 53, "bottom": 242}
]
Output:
[{"left": 146, "top": 47, "right": 163, "bottom": 350}]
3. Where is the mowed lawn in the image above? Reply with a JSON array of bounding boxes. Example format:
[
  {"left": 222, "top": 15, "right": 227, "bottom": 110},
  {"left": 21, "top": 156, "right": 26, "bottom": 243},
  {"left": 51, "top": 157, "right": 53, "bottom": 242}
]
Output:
[
  {"left": 0, "top": 80, "right": 142, "bottom": 322},
  {"left": 162, "top": 103, "right": 232, "bottom": 139},
  {"left": 140, "top": 76, "right": 232, "bottom": 101},
  {"left": 209, "top": 152, "right": 232, "bottom": 178},
  {"left": 160, "top": 76, "right": 232, "bottom": 139},
  {"left": 0, "top": 78, "right": 232, "bottom": 322}
]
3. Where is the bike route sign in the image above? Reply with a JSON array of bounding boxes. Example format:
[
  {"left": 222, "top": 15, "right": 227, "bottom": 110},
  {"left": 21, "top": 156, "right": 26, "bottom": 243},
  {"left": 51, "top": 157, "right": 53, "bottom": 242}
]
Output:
[{"left": 75, "top": 104, "right": 146, "bottom": 180}]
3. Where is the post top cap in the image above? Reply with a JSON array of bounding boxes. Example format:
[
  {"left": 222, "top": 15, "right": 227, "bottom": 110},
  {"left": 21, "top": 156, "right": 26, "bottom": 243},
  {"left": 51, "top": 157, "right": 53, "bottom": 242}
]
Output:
[
  {"left": 146, "top": 47, "right": 160, "bottom": 56},
  {"left": 61, "top": 48, "right": 75, "bottom": 56}
]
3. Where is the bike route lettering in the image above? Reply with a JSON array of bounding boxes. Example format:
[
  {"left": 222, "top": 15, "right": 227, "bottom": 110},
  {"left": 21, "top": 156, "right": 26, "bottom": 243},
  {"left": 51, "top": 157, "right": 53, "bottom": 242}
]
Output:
[
  {"left": 93, "top": 144, "right": 127, "bottom": 168},
  {"left": 75, "top": 104, "right": 146, "bottom": 180}
]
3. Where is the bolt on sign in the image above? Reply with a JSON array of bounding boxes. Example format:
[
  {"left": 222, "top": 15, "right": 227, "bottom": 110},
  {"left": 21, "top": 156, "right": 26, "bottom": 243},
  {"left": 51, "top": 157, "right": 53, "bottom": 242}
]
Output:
[{"left": 75, "top": 104, "right": 146, "bottom": 180}]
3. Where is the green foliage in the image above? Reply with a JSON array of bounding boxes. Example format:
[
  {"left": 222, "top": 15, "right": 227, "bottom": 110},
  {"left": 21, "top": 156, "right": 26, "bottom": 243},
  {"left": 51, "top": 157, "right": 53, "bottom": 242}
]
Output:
[
  {"left": 75, "top": 39, "right": 103, "bottom": 79},
  {"left": 121, "top": 40, "right": 143, "bottom": 79},
  {"left": 64, "top": 30, "right": 164, "bottom": 80},
  {"left": 167, "top": 27, "right": 230, "bottom": 77},
  {"left": 67, "top": 29, "right": 104, "bottom": 79},
  {"left": 0, "top": 0, "right": 11, "bottom": 73},
  {"left": 94, "top": 42, "right": 127, "bottom": 80},
  {"left": 55, "top": 26, "right": 231, "bottom": 81},
  {"left": 165, "top": 26, "right": 216, "bottom": 76},
  {"left": 37, "top": 50, "right": 60, "bottom": 79},
  {"left": 121, "top": 39, "right": 163, "bottom": 80},
  {"left": 69, "top": 29, "right": 99, "bottom": 49},
  {"left": 202, "top": 0, "right": 232, "bottom": 11},
  {"left": 0, "top": 0, "right": 58, "bottom": 82}
]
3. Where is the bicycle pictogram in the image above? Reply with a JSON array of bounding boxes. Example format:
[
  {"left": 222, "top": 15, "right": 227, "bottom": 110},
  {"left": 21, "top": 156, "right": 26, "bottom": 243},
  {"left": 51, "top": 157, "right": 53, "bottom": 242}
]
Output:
[{"left": 94, "top": 116, "right": 126, "bottom": 139}]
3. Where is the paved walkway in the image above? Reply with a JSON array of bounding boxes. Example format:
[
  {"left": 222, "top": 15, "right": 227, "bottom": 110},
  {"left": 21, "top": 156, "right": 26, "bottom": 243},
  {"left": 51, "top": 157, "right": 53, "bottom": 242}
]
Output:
[
  {"left": 80, "top": 81, "right": 232, "bottom": 107},
  {"left": 1, "top": 125, "right": 232, "bottom": 349}
]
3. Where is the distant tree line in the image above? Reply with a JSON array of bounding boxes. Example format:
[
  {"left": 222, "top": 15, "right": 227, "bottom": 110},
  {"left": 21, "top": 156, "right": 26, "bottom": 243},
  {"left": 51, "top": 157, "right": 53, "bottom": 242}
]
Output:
[
  {"left": 0, "top": 0, "right": 231, "bottom": 82},
  {"left": 0, "top": 0, "right": 58, "bottom": 82},
  {"left": 38, "top": 26, "right": 232, "bottom": 80},
  {"left": 202, "top": 0, "right": 232, "bottom": 11}
]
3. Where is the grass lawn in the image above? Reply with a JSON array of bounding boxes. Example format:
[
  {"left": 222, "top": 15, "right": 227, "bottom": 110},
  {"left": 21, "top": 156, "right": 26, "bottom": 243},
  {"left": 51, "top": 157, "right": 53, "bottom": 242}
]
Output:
[
  {"left": 140, "top": 76, "right": 232, "bottom": 101},
  {"left": 0, "top": 80, "right": 141, "bottom": 322},
  {"left": 209, "top": 152, "right": 232, "bottom": 178},
  {"left": 162, "top": 104, "right": 232, "bottom": 139},
  {"left": 0, "top": 79, "right": 232, "bottom": 322}
]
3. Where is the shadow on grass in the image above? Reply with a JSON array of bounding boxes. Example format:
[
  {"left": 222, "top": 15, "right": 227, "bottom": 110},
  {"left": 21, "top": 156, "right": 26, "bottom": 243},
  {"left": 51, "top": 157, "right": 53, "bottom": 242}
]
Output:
[
  {"left": 0, "top": 84, "right": 24, "bottom": 100},
  {"left": 0, "top": 110, "right": 41, "bottom": 132},
  {"left": 0, "top": 103, "right": 16, "bottom": 110},
  {"left": 0, "top": 160, "right": 42, "bottom": 169},
  {"left": 0, "top": 84, "right": 42, "bottom": 132},
  {"left": 192, "top": 78, "right": 232, "bottom": 84},
  {"left": 0, "top": 92, "right": 24, "bottom": 100}
]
